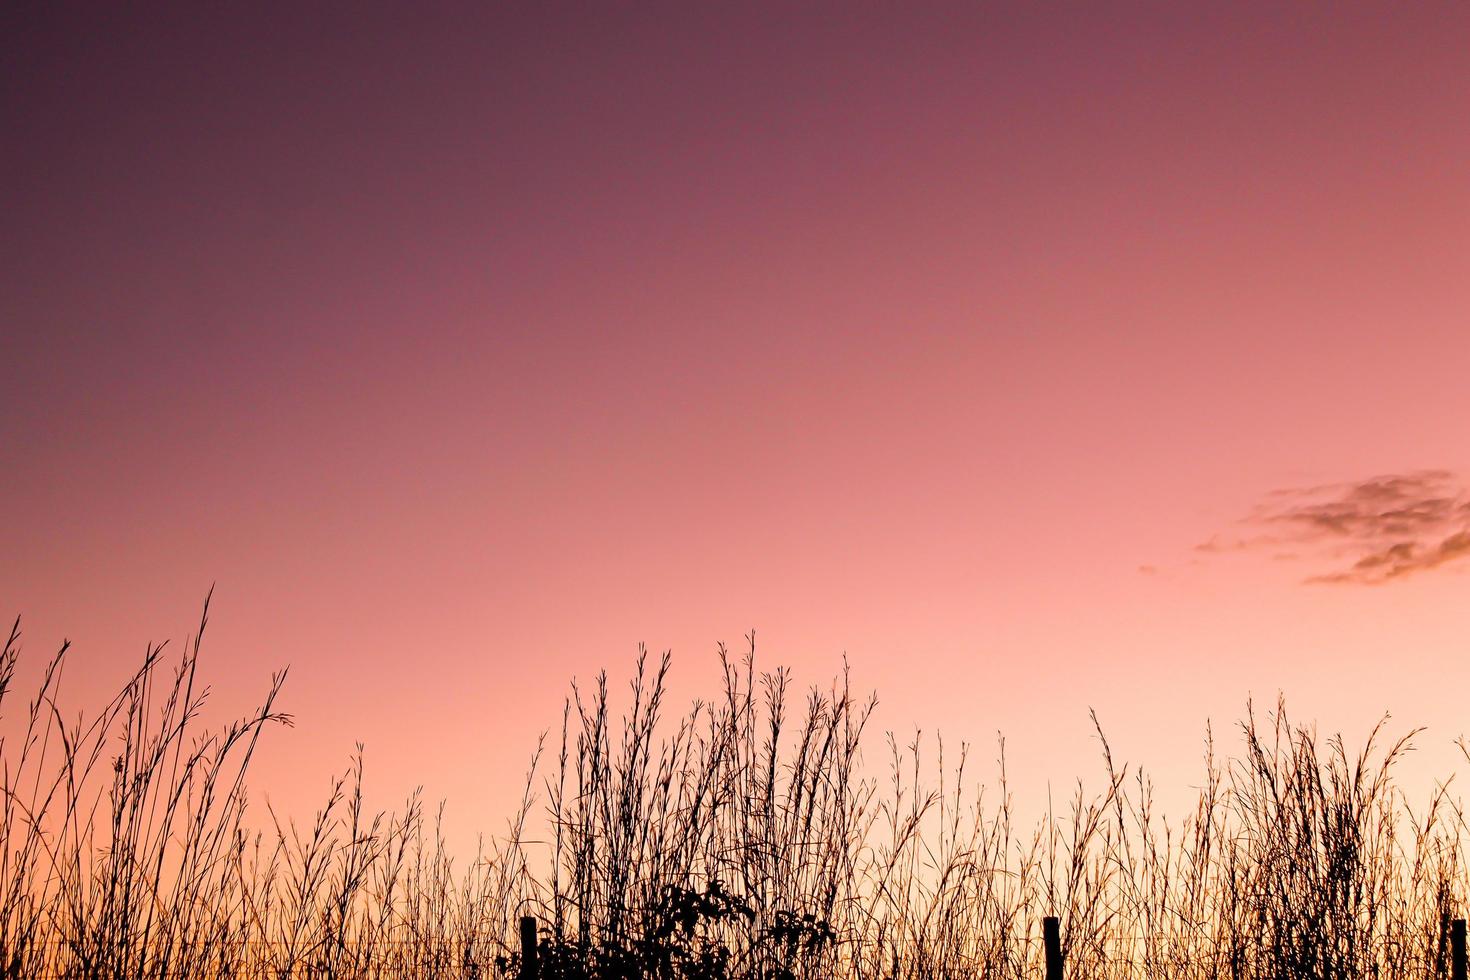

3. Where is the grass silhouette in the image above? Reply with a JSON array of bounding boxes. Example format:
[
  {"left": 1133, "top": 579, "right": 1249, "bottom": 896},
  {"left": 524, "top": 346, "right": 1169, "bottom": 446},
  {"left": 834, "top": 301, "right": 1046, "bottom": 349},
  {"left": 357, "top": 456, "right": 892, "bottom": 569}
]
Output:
[{"left": 1, "top": 599, "right": 1467, "bottom": 979}]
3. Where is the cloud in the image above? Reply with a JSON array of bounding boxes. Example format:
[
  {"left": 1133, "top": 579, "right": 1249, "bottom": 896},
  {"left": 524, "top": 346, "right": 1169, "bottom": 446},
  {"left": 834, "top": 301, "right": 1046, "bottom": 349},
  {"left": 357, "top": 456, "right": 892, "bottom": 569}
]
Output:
[
  {"left": 1202, "top": 470, "right": 1470, "bottom": 585},
  {"left": 1304, "top": 530, "right": 1470, "bottom": 585}
]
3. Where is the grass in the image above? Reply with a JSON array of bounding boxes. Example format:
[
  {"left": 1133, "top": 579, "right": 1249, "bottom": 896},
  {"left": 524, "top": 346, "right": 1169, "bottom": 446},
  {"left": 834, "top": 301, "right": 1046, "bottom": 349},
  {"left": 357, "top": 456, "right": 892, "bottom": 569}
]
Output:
[{"left": 1, "top": 598, "right": 1468, "bottom": 979}]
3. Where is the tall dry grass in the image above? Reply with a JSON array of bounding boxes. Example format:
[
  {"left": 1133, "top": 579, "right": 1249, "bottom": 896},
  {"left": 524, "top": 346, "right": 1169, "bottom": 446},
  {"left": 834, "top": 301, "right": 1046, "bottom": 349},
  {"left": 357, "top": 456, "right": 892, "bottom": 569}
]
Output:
[{"left": 1, "top": 602, "right": 1467, "bottom": 979}]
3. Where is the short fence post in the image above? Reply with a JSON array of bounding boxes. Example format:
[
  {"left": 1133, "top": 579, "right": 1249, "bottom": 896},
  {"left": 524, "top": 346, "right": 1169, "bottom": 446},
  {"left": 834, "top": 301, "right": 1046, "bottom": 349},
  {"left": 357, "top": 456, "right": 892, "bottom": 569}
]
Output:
[
  {"left": 1043, "top": 916, "right": 1063, "bottom": 980},
  {"left": 519, "top": 914, "right": 539, "bottom": 980},
  {"left": 1453, "top": 918, "right": 1466, "bottom": 980}
]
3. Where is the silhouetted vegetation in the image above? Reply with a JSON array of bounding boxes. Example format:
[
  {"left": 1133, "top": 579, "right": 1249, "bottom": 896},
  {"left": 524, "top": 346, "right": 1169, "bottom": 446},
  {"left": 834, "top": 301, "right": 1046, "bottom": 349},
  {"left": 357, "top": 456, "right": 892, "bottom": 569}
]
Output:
[{"left": 2, "top": 600, "right": 1468, "bottom": 979}]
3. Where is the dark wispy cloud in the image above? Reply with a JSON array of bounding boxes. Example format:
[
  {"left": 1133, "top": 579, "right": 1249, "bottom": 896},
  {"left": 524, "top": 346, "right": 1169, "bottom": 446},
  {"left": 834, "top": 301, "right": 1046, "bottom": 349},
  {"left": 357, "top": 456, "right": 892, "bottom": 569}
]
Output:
[{"left": 1199, "top": 470, "right": 1470, "bottom": 585}]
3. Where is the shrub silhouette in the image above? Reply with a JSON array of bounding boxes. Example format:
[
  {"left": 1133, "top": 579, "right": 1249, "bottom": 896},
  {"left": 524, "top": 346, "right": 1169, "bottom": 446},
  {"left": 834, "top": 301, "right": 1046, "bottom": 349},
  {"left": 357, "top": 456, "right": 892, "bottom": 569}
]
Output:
[{"left": 498, "top": 879, "right": 777, "bottom": 980}]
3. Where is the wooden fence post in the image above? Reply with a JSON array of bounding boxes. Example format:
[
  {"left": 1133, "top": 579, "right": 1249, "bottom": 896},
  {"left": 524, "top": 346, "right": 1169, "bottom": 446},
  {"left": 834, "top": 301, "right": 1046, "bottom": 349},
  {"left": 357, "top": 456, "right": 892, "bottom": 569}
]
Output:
[
  {"left": 519, "top": 914, "right": 539, "bottom": 980},
  {"left": 1453, "top": 917, "right": 1466, "bottom": 980},
  {"left": 1043, "top": 916, "right": 1063, "bottom": 980}
]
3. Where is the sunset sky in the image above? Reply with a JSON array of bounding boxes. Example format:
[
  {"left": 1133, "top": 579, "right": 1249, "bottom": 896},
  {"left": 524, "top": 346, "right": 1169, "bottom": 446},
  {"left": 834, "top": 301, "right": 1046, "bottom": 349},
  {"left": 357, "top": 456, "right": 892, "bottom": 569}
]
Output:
[{"left": 4, "top": 4, "right": 1469, "bottom": 840}]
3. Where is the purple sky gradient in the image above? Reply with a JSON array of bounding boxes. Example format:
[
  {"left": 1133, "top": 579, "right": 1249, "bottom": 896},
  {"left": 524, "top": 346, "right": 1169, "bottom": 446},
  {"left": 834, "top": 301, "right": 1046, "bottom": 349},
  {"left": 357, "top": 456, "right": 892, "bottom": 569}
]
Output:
[{"left": 4, "top": 3, "right": 1470, "bottom": 839}]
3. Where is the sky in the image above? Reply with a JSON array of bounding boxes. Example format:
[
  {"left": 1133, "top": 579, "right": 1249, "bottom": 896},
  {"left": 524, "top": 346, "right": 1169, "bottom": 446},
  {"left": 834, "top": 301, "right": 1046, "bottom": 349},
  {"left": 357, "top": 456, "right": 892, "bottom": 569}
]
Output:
[{"left": 3, "top": 3, "right": 1470, "bottom": 842}]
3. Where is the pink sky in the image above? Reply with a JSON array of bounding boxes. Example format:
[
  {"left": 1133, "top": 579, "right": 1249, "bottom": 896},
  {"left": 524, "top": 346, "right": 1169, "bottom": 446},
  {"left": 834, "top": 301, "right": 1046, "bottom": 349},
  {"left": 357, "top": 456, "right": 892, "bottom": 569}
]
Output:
[{"left": 4, "top": 4, "right": 1470, "bottom": 839}]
